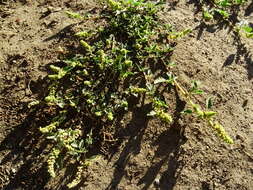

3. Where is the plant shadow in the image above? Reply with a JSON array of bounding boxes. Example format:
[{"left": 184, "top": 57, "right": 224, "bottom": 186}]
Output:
[
  {"left": 0, "top": 76, "right": 93, "bottom": 190},
  {"left": 187, "top": 0, "right": 253, "bottom": 80},
  {"left": 222, "top": 34, "right": 253, "bottom": 79},
  {"left": 245, "top": 1, "right": 253, "bottom": 16},
  {"left": 106, "top": 88, "right": 187, "bottom": 190},
  {"left": 0, "top": 102, "right": 50, "bottom": 189},
  {"left": 106, "top": 103, "right": 152, "bottom": 190}
]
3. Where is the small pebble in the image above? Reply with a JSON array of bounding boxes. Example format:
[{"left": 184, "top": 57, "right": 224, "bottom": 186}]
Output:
[{"left": 154, "top": 177, "right": 160, "bottom": 185}]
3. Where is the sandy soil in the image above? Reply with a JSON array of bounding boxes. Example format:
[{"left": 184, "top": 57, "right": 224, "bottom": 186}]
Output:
[{"left": 0, "top": 0, "right": 252, "bottom": 190}]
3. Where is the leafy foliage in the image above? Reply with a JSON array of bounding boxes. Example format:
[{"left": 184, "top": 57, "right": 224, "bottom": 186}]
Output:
[{"left": 30, "top": 0, "right": 234, "bottom": 187}]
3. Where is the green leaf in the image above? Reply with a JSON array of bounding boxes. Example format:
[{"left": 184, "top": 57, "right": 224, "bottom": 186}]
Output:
[
  {"left": 181, "top": 28, "right": 192, "bottom": 36},
  {"left": 28, "top": 100, "right": 40, "bottom": 108},
  {"left": 217, "top": 0, "right": 231, "bottom": 7},
  {"left": 192, "top": 89, "right": 204, "bottom": 95},
  {"left": 83, "top": 81, "right": 92, "bottom": 86},
  {"left": 153, "top": 98, "right": 168, "bottom": 108},
  {"left": 80, "top": 40, "right": 92, "bottom": 52},
  {"left": 206, "top": 97, "right": 213, "bottom": 109},
  {"left": 50, "top": 65, "right": 61, "bottom": 72},
  {"left": 215, "top": 9, "right": 229, "bottom": 19},
  {"left": 158, "top": 111, "right": 173, "bottom": 123},
  {"left": 122, "top": 71, "right": 135, "bottom": 78},
  {"left": 181, "top": 109, "right": 193, "bottom": 114},
  {"left": 95, "top": 111, "right": 102, "bottom": 117},
  {"left": 246, "top": 33, "right": 253, "bottom": 38},
  {"left": 203, "top": 10, "right": 214, "bottom": 20},
  {"left": 203, "top": 111, "right": 217, "bottom": 118},
  {"left": 166, "top": 62, "right": 177, "bottom": 67},
  {"left": 168, "top": 28, "right": 192, "bottom": 39},
  {"left": 65, "top": 11, "right": 83, "bottom": 19},
  {"left": 242, "top": 26, "right": 253, "bottom": 33},
  {"left": 75, "top": 31, "right": 90, "bottom": 38},
  {"left": 79, "top": 140, "right": 85, "bottom": 149},
  {"left": 191, "top": 80, "right": 199, "bottom": 89},
  {"left": 107, "top": 112, "right": 114, "bottom": 121}
]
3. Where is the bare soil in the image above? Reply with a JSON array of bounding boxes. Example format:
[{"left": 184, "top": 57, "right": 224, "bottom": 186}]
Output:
[{"left": 0, "top": 1, "right": 252, "bottom": 190}]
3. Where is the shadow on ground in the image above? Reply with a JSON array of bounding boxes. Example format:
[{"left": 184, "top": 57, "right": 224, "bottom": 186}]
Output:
[
  {"left": 187, "top": 0, "right": 253, "bottom": 80},
  {"left": 0, "top": 109, "right": 49, "bottom": 190},
  {"left": 0, "top": 81, "right": 188, "bottom": 190},
  {"left": 106, "top": 90, "right": 187, "bottom": 190},
  {"left": 0, "top": 11, "right": 189, "bottom": 189},
  {"left": 223, "top": 35, "right": 253, "bottom": 79},
  {"left": 0, "top": 76, "right": 88, "bottom": 190}
]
